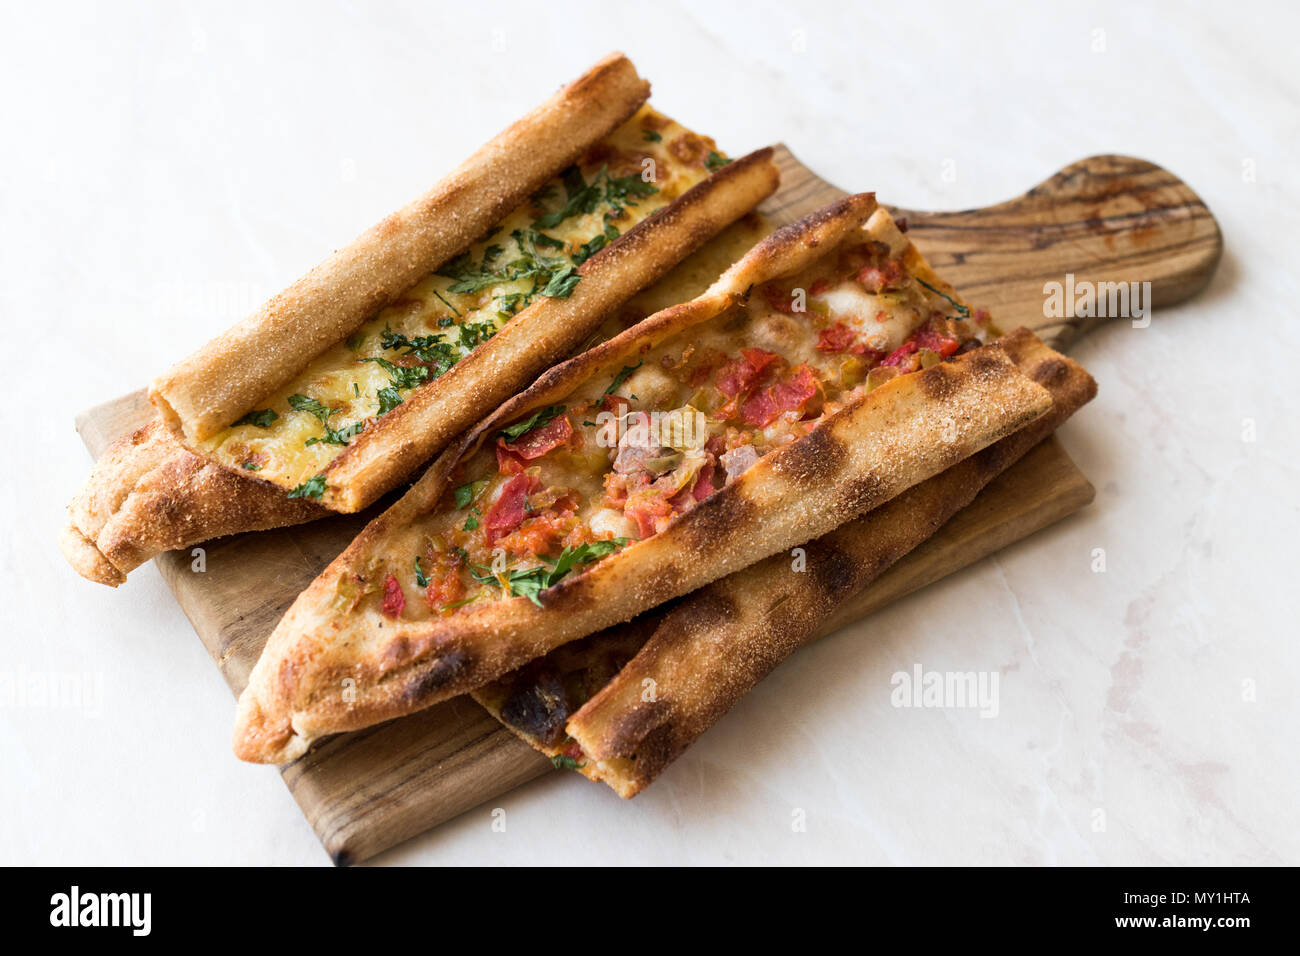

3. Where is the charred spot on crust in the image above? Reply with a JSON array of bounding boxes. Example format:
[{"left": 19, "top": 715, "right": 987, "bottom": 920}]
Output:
[
  {"left": 622, "top": 720, "right": 677, "bottom": 788},
  {"left": 973, "top": 434, "right": 1021, "bottom": 476},
  {"left": 805, "top": 540, "right": 862, "bottom": 602},
  {"left": 499, "top": 669, "right": 570, "bottom": 747},
  {"left": 964, "top": 346, "right": 1011, "bottom": 380},
  {"left": 916, "top": 361, "right": 960, "bottom": 401},
  {"left": 676, "top": 489, "right": 758, "bottom": 553},
  {"left": 838, "top": 471, "right": 885, "bottom": 515},
  {"left": 1030, "top": 357, "right": 1071, "bottom": 389},
  {"left": 662, "top": 586, "right": 737, "bottom": 638},
  {"left": 403, "top": 648, "right": 470, "bottom": 703},
  {"left": 603, "top": 697, "right": 673, "bottom": 762},
  {"left": 773, "top": 426, "right": 848, "bottom": 488}
]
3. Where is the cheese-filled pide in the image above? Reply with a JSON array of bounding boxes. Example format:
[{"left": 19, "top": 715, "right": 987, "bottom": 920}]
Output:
[
  {"left": 476, "top": 328, "right": 1098, "bottom": 796},
  {"left": 62, "top": 53, "right": 780, "bottom": 585},
  {"left": 234, "top": 195, "right": 1055, "bottom": 763}
]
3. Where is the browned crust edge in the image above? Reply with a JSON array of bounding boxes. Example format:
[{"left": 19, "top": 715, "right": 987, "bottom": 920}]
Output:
[
  {"left": 60, "top": 419, "right": 328, "bottom": 586},
  {"left": 316, "top": 146, "right": 783, "bottom": 512},
  {"left": 150, "top": 53, "right": 651, "bottom": 444},
  {"left": 562, "top": 328, "right": 1098, "bottom": 796},
  {"left": 234, "top": 194, "right": 885, "bottom": 760},
  {"left": 232, "top": 203, "right": 1053, "bottom": 763}
]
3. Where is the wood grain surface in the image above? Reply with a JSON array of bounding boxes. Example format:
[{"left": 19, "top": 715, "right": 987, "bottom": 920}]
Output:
[{"left": 73, "top": 145, "right": 1221, "bottom": 864}]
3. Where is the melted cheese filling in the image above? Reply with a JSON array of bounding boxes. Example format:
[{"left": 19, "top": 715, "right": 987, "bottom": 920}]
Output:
[
  {"left": 347, "top": 228, "right": 992, "bottom": 621},
  {"left": 200, "top": 106, "right": 721, "bottom": 492}
]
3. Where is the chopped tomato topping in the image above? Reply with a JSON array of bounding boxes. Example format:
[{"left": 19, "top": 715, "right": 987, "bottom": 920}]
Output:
[
  {"left": 815, "top": 322, "right": 885, "bottom": 362},
  {"left": 692, "top": 460, "right": 716, "bottom": 502},
  {"left": 857, "top": 258, "right": 906, "bottom": 293},
  {"left": 381, "top": 573, "right": 405, "bottom": 619},
  {"left": 911, "top": 324, "right": 961, "bottom": 357},
  {"left": 495, "top": 443, "right": 526, "bottom": 475},
  {"left": 484, "top": 474, "right": 536, "bottom": 544},
  {"left": 667, "top": 459, "right": 717, "bottom": 512},
  {"left": 624, "top": 492, "right": 673, "bottom": 539},
  {"left": 880, "top": 341, "right": 920, "bottom": 370},
  {"left": 424, "top": 553, "right": 466, "bottom": 610},
  {"left": 817, "top": 321, "right": 858, "bottom": 353},
  {"left": 740, "top": 364, "right": 819, "bottom": 427},
  {"left": 495, "top": 509, "right": 576, "bottom": 559},
  {"left": 717, "top": 348, "right": 780, "bottom": 398},
  {"left": 602, "top": 471, "right": 629, "bottom": 506},
  {"left": 809, "top": 278, "right": 831, "bottom": 296},
  {"left": 502, "top": 414, "right": 573, "bottom": 461}
]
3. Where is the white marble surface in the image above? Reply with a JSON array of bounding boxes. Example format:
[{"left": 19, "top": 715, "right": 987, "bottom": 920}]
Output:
[{"left": 3, "top": 0, "right": 1296, "bottom": 865}]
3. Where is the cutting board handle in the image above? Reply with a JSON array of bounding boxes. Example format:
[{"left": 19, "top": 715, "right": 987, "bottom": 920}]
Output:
[{"left": 886, "top": 155, "right": 1223, "bottom": 351}]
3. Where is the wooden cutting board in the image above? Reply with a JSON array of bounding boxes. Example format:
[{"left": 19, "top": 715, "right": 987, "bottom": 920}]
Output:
[{"left": 74, "top": 146, "right": 1221, "bottom": 864}]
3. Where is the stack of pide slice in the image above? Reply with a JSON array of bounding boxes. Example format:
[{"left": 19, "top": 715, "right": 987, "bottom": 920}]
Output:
[
  {"left": 62, "top": 53, "right": 1097, "bottom": 798},
  {"left": 61, "top": 53, "right": 780, "bottom": 585},
  {"left": 233, "top": 191, "right": 1096, "bottom": 778},
  {"left": 474, "top": 328, "right": 1095, "bottom": 795}
]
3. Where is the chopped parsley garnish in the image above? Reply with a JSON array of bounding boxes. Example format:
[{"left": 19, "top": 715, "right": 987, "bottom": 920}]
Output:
[
  {"left": 604, "top": 361, "right": 643, "bottom": 395},
  {"left": 304, "top": 421, "right": 365, "bottom": 447},
  {"left": 362, "top": 355, "right": 432, "bottom": 390},
  {"left": 467, "top": 539, "right": 628, "bottom": 607},
  {"left": 529, "top": 230, "right": 564, "bottom": 250},
  {"left": 376, "top": 386, "right": 403, "bottom": 415},
  {"left": 234, "top": 409, "right": 279, "bottom": 428},
  {"left": 496, "top": 292, "right": 528, "bottom": 316},
  {"left": 551, "top": 754, "right": 585, "bottom": 771},
  {"left": 456, "top": 321, "right": 497, "bottom": 351},
  {"left": 539, "top": 264, "right": 581, "bottom": 298},
  {"left": 288, "top": 474, "right": 327, "bottom": 499},
  {"left": 463, "top": 510, "right": 479, "bottom": 531},
  {"left": 414, "top": 556, "right": 430, "bottom": 588},
  {"left": 532, "top": 163, "right": 658, "bottom": 230},
  {"left": 642, "top": 129, "right": 662, "bottom": 143},
  {"left": 454, "top": 479, "right": 488, "bottom": 510},
  {"left": 706, "top": 150, "right": 731, "bottom": 173},
  {"left": 572, "top": 223, "right": 620, "bottom": 266},
  {"left": 378, "top": 328, "right": 457, "bottom": 371},
  {"left": 287, "top": 394, "right": 332, "bottom": 427},
  {"left": 498, "top": 405, "right": 565, "bottom": 441},
  {"left": 547, "top": 539, "right": 626, "bottom": 580},
  {"left": 289, "top": 393, "right": 365, "bottom": 448},
  {"left": 241, "top": 461, "right": 262, "bottom": 471},
  {"left": 436, "top": 228, "right": 586, "bottom": 307}
]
